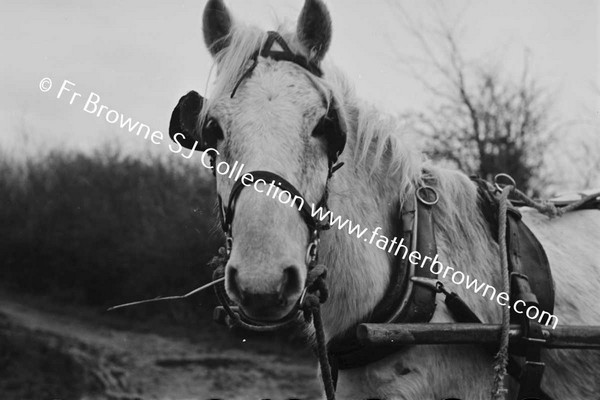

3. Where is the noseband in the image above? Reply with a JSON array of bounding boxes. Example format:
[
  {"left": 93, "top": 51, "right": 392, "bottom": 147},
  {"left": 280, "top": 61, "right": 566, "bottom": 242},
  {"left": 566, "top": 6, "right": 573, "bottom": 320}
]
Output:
[
  {"left": 212, "top": 31, "right": 345, "bottom": 332},
  {"left": 218, "top": 171, "right": 328, "bottom": 237}
]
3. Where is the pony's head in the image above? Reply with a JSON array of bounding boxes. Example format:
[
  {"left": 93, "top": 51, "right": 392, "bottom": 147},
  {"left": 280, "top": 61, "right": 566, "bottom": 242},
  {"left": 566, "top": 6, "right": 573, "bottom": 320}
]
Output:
[{"left": 171, "top": 0, "right": 347, "bottom": 321}]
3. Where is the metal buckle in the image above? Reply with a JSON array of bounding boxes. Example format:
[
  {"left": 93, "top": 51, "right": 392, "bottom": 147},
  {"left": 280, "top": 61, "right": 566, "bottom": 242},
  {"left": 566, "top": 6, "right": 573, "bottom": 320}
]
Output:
[
  {"left": 225, "top": 236, "right": 233, "bottom": 256},
  {"left": 416, "top": 185, "right": 439, "bottom": 205},
  {"left": 298, "top": 287, "right": 308, "bottom": 307},
  {"left": 410, "top": 276, "right": 441, "bottom": 292},
  {"left": 305, "top": 241, "right": 319, "bottom": 266},
  {"left": 522, "top": 337, "right": 546, "bottom": 345}
]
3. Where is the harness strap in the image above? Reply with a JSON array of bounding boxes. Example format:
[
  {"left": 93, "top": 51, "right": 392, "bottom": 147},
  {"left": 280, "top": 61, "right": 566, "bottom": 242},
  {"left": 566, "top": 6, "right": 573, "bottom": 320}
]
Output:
[
  {"left": 436, "top": 283, "right": 482, "bottom": 324},
  {"left": 369, "top": 193, "right": 418, "bottom": 322},
  {"left": 436, "top": 281, "right": 555, "bottom": 400},
  {"left": 327, "top": 187, "right": 439, "bottom": 373},
  {"left": 220, "top": 170, "right": 329, "bottom": 234},
  {"left": 473, "top": 177, "right": 556, "bottom": 400},
  {"left": 231, "top": 31, "right": 322, "bottom": 98},
  {"left": 259, "top": 31, "right": 322, "bottom": 77},
  {"left": 506, "top": 213, "right": 547, "bottom": 400}
]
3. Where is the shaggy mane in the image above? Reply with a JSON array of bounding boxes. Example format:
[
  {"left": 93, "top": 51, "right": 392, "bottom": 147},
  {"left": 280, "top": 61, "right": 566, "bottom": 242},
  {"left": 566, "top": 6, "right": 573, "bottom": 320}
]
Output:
[
  {"left": 200, "top": 11, "right": 600, "bottom": 399},
  {"left": 202, "top": 23, "right": 425, "bottom": 200}
]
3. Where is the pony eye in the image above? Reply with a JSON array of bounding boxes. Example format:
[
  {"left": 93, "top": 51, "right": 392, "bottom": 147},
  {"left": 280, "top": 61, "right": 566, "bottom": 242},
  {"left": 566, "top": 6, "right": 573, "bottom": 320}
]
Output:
[
  {"left": 311, "top": 115, "right": 329, "bottom": 138},
  {"left": 310, "top": 107, "right": 346, "bottom": 164},
  {"left": 202, "top": 118, "right": 224, "bottom": 149}
]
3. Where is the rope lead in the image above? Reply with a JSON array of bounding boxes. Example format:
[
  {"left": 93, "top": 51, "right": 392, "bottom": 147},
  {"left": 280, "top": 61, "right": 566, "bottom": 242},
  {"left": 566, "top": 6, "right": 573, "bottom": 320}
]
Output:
[
  {"left": 511, "top": 188, "right": 600, "bottom": 218},
  {"left": 491, "top": 186, "right": 512, "bottom": 400},
  {"left": 302, "top": 264, "right": 335, "bottom": 400},
  {"left": 304, "top": 293, "right": 336, "bottom": 400}
]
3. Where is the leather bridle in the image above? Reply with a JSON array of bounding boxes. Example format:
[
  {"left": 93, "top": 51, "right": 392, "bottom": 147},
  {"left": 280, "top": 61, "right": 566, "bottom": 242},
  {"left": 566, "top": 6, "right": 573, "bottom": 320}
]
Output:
[
  {"left": 208, "top": 31, "right": 440, "bottom": 371},
  {"left": 213, "top": 168, "right": 335, "bottom": 330},
  {"left": 211, "top": 31, "right": 345, "bottom": 331},
  {"left": 218, "top": 170, "right": 329, "bottom": 237}
]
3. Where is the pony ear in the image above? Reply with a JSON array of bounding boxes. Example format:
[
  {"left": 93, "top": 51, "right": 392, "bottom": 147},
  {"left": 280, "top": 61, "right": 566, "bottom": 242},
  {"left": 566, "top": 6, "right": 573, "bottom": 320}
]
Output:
[
  {"left": 169, "top": 91, "right": 205, "bottom": 150},
  {"left": 296, "top": 0, "right": 332, "bottom": 62},
  {"left": 203, "top": 0, "right": 233, "bottom": 56}
]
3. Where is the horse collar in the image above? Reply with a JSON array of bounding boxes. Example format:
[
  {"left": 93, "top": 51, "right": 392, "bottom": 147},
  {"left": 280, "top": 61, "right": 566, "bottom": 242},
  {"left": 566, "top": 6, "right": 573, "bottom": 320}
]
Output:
[{"left": 328, "top": 185, "right": 441, "bottom": 370}]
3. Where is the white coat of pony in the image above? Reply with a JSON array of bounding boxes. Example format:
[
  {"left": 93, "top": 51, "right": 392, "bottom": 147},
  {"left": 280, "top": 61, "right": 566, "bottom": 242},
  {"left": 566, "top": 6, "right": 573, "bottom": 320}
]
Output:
[{"left": 198, "top": 0, "right": 600, "bottom": 398}]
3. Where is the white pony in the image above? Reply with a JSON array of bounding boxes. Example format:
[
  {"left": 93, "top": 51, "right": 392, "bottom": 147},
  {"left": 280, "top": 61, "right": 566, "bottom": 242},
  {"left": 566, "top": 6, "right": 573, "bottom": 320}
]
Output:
[{"left": 190, "top": 0, "right": 600, "bottom": 398}]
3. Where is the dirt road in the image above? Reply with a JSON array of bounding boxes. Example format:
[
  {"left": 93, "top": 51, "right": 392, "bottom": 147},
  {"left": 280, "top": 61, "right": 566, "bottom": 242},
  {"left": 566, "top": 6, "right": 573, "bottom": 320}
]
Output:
[{"left": 0, "top": 297, "right": 321, "bottom": 400}]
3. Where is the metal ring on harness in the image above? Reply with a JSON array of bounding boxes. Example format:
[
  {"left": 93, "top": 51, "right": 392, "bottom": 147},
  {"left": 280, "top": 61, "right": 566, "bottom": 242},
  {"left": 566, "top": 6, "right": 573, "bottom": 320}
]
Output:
[
  {"left": 494, "top": 173, "right": 516, "bottom": 192},
  {"left": 225, "top": 236, "right": 233, "bottom": 256},
  {"left": 305, "top": 233, "right": 319, "bottom": 266},
  {"left": 416, "top": 185, "right": 439, "bottom": 205},
  {"left": 298, "top": 286, "right": 309, "bottom": 307}
]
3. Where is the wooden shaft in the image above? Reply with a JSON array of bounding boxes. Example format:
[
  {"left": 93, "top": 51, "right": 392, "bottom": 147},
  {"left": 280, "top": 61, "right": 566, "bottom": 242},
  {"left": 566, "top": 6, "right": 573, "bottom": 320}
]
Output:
[{"left": 357, "top": 323, "right": 600, "bottom": 349}]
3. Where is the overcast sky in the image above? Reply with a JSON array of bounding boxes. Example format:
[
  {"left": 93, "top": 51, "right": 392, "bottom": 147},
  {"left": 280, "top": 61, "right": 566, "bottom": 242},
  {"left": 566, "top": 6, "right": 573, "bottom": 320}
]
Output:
[{"left": 1, "top": 0, "right": 598, "bottom": 169}]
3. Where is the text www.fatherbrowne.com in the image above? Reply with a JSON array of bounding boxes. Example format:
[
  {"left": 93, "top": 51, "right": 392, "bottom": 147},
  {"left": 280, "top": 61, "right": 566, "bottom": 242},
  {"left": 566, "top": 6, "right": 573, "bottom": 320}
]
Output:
[
  {"left": 312, "top": 206, "right": 559, "bottom": 329},
  {"left": 39, "top": 78, "right": 558, "bottom": 329},
  {"left": 198, "top": 147, "right": 559, "bottom": 330}
]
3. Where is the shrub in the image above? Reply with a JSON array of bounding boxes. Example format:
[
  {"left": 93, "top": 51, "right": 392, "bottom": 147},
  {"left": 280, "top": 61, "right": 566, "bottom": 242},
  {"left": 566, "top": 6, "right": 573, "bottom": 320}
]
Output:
[{"left": 0, "top": 150, "right": 222, "bottom": 317}]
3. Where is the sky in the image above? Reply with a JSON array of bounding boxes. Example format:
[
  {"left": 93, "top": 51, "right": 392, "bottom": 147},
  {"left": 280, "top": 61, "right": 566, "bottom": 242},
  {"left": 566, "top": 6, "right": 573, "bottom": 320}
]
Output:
[{"left": 1, "top": 0, "right": 598, "bottom": 186}]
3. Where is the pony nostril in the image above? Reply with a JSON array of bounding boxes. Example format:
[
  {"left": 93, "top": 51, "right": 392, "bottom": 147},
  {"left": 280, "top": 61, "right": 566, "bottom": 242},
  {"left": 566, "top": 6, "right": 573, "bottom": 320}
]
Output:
[
  {"left": 226, "top": 266, "right": 244, "bottom": 303},
  {"left": 278, "top": 266, "right": 302, "bottom": 301}
]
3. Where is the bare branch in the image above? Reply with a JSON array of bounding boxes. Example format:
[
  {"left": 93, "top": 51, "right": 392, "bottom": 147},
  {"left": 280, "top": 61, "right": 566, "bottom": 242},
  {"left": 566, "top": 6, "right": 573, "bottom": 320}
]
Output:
[{"left": 387, "top": 2, "right": 556, "bottom": 193}]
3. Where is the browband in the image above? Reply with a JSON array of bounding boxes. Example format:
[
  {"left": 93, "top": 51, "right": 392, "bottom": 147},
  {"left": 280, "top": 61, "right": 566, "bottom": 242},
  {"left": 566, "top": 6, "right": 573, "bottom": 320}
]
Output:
[
  {"left": 259, "top": 31, "right": 322, "bottom": 76},
  {"left": 231, "top": 31, "right": 322, "bottom": 98}
]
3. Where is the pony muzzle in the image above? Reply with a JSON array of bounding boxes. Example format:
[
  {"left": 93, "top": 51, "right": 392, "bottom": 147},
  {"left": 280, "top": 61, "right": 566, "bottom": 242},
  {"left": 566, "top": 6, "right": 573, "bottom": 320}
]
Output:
[{"left": 225, "top": 263, "right": 304, "bottom": 321}]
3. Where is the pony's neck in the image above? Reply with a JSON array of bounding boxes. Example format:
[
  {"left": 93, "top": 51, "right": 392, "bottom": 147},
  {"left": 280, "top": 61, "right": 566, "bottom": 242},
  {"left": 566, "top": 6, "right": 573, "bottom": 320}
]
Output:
[
  {"left": 319, "top": 93, "right": 502, "bottom": 339},
  {"left": 320, "top": 98, "right": 423, "bottom": 337}
]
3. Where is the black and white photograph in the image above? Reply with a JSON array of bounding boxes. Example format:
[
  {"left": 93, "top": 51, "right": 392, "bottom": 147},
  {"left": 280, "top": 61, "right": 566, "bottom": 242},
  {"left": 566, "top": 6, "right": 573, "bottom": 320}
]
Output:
[{"left": 1, "top": 0, "right": 599, "bottom": 399}]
